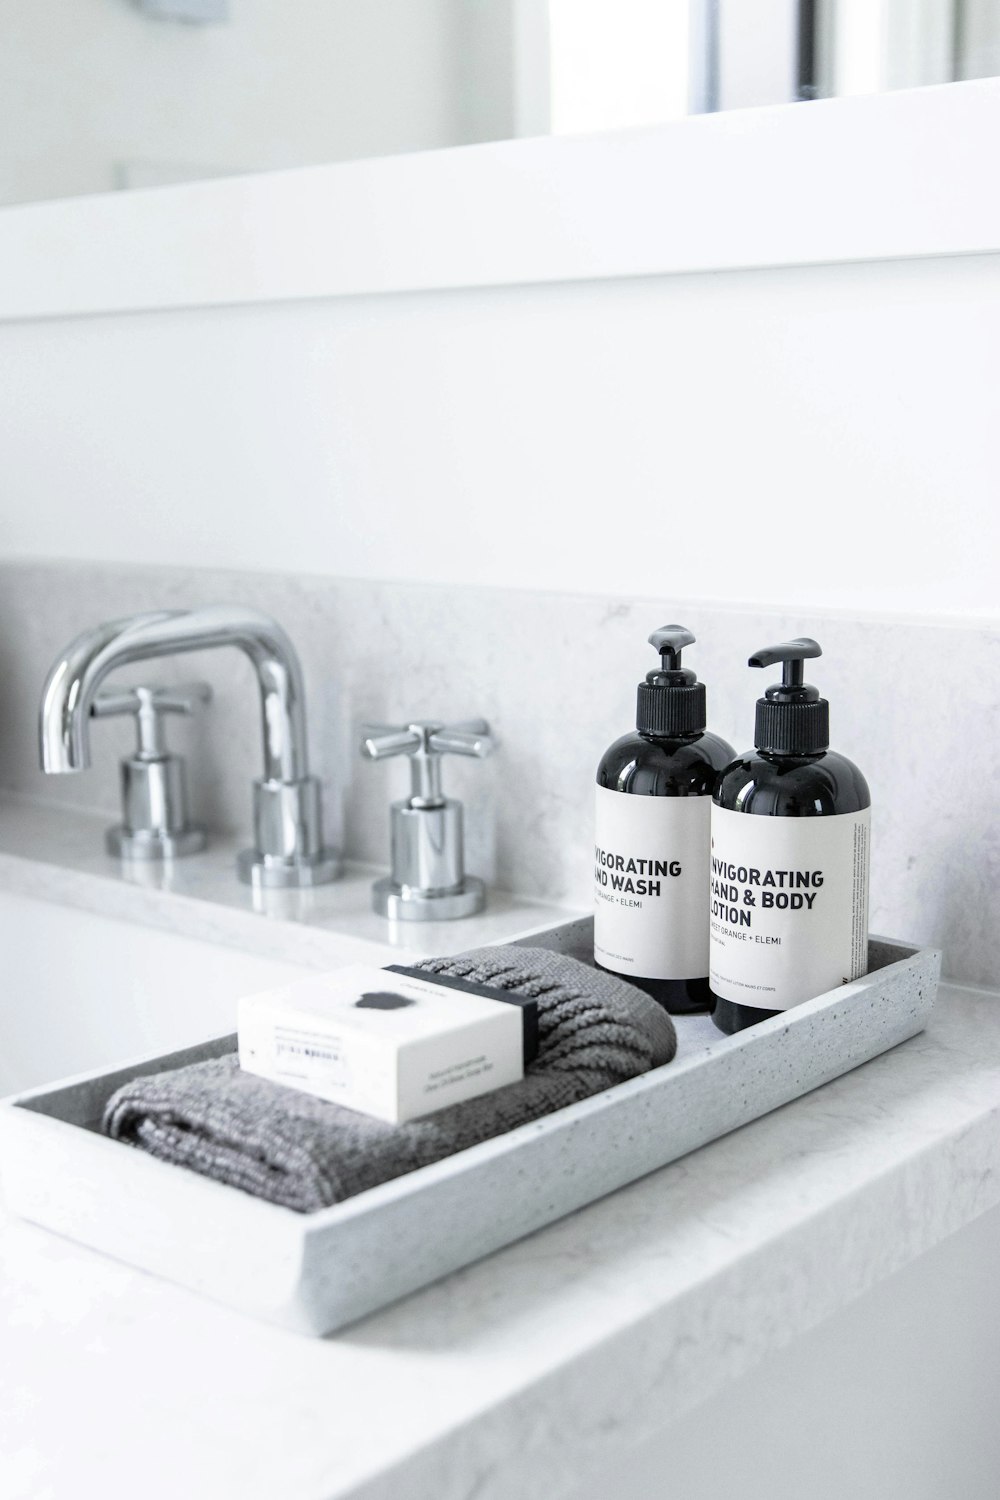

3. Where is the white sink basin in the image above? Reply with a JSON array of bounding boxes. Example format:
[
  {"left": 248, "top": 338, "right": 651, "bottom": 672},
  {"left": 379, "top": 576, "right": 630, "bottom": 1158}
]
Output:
[{"left": 0, "top": 891, "right": 309, "bottom": 1096}]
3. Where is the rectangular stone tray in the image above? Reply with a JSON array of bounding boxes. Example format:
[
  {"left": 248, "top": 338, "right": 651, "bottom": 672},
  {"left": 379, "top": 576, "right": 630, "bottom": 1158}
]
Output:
[{"left": 0, "top": 920, "right": 940, "bottom": 1336}]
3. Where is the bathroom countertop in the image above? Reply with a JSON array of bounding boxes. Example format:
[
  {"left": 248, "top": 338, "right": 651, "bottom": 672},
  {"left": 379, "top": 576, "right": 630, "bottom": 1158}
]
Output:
[
  {"left": 0, "top": 797, "right": 575, "bottom": 966},
  {"left": 2, "top": 970, "right": 999, "bottom": 1500}
]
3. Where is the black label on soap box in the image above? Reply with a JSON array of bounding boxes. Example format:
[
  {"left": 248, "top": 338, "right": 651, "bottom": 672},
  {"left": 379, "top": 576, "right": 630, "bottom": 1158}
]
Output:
[{"left": 384, "top": 965, "right": 539, "bottom": 1067}]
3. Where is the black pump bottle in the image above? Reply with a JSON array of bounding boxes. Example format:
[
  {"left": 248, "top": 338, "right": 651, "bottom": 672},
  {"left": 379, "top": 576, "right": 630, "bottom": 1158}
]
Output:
[
  {"left": 595, "top": 626, "right": 735, "bottom": 1014},
  {"left": 710, "top": 639, "right": 871, "bottom": 1036}
]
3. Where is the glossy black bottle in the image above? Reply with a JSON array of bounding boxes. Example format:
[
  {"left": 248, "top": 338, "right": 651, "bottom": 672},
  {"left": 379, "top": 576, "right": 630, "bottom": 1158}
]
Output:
[
  {"left": 710, "top": 639, "right": 871, "bottom": 1035},
  {"left": 595, "top": 626, "right": 734, "bottom": 1014}
]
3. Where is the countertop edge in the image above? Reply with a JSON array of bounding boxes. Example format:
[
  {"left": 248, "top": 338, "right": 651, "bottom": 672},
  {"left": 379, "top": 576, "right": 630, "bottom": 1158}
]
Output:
[
  {"left": 0, "top": 799, "right": 579, "bottom": 968},
  {"left": 342, "top": 1036, "right": 1000, "bottom": 1500}
]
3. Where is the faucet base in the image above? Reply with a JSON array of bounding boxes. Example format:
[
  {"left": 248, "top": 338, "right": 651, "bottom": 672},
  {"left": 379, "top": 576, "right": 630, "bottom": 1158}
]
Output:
[
  {"left": 237, "top": 847, "right": 342, "bottom": 889},
  {"left": 372, "top": 875, "right": 486, "bottom": 922},
  {"left": 106, "top": 825, "right": 208, "bottom": 861}
]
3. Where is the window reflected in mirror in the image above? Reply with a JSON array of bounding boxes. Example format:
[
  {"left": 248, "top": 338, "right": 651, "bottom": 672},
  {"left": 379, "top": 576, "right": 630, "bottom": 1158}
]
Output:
[{"left": 1, "top": 0, "right": 997, "bottom": 208}]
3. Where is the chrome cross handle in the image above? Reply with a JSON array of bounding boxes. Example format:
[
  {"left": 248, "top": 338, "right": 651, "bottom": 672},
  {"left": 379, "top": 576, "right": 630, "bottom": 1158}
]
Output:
[
  {"left": 92, "top": 682, "right": 212, "bottom": 757},
  {"left": 361, "top": 718, "right": 493, "bottom": 920},
  {"left": 361, "top": 719, "right": 493, "bottom": 808},
  {"left": 91, "top": 681, "right": 213, "bottom": 861}
]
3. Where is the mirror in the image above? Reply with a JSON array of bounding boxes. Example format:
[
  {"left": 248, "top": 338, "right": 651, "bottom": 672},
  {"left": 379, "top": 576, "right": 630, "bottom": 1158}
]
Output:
[{"left": 2, "top": 0, "right": 998, "bottom": 210}]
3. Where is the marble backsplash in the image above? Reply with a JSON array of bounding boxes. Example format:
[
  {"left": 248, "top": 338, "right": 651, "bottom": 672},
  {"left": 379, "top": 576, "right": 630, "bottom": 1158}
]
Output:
[{"left": 0, "top": 560, "right": 996, "bottom": 986}]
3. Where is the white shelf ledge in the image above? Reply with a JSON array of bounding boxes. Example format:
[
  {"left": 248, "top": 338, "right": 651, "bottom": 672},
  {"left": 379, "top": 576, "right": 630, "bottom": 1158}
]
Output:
[{"left": 1, "top": 78, "right": 999, "bottom": 322}]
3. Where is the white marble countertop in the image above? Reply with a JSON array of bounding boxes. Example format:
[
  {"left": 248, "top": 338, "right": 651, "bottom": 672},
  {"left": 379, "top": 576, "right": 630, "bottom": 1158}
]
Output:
[
  {"left": 1, "top": 799, "right": 999, "bottom": 1500},
  {"left": 0, "top": 797, "right": 575, "bottom": 967},
  {"left": 1, "top": 974, "right": 998, "bottom": 1500}
]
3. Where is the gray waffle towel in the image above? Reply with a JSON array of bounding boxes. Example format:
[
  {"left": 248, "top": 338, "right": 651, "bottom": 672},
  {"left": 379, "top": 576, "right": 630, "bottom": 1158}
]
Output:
[{"left": 102, "top": 946, "right": 676, "bottom": 1213}]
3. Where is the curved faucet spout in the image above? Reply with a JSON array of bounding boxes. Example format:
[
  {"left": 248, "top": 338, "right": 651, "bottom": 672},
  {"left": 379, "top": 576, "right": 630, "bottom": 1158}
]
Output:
[
  {"left": 40, "top": 605, "right": 309, "bottom": 783},
  {"left": 39, "top": 603, "right": 338, "bottom": 887}
]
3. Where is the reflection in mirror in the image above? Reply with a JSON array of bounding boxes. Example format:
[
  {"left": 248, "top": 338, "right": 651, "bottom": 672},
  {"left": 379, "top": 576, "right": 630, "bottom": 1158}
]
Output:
[{"left": 1, "top": 0, "right": 998, "bottom": 210}]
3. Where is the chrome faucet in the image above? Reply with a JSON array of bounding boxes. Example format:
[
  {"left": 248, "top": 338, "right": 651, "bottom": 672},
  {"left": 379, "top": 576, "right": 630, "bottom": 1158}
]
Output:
[{"left": 39, "top": 605, "right": 340, "bottom": 888}]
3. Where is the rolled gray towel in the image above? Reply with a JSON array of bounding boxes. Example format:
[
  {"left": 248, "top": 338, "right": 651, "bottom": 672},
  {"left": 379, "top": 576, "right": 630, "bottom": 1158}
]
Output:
[{"left": 103, "top": 946, "right": 676, "bottom": 1213}]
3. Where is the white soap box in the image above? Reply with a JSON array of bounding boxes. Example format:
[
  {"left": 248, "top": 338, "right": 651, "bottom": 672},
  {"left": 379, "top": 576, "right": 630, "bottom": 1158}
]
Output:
[{"left": 238, "top": 964, "right": 524, "bottom": 1124}]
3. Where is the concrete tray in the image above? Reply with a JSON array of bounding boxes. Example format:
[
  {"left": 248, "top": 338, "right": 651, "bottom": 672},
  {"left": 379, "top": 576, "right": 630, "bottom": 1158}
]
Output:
[{"left": 0, "top": 920, "right": 940, "bottom": 1335}]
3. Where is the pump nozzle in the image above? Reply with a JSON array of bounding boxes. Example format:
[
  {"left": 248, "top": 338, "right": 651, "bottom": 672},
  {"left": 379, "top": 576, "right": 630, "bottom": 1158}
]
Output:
[
  {"left": 648, "top": 625, "right": 696, "bottom": 671},
  {"left": 749, "top": 638, "right": 828, "bottom": 754},
  {"left": 636, "top": 624, "right": 705, "bottom": 735},
  {"left": 749, "top": 637, "right": 821, "bottom": 689}
]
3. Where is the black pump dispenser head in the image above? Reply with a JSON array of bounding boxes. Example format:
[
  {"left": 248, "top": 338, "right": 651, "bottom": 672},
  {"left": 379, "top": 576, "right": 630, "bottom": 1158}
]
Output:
[
  {"left": 636, "top": 625, "right": 707, "bottom": 736},
  {"left": 750, "top": 638, "right": 830, "bottom": 755}
]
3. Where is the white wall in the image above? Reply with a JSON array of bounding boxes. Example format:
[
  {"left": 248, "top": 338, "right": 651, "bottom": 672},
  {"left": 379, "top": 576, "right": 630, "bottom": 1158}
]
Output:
[
  {"left": 0, "top": 250, "right": 997, "bottom": 621},
  {"left": 0, "top": 0, "right": 482, "bottom": 205}
]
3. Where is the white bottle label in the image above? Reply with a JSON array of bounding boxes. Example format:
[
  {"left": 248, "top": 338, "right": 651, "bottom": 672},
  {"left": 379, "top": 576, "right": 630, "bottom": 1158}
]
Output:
[
  {"left": 594, "top": 784, "right": 711, "bottom": 981},
  {"left": 709, "top": 804, "right": 870, "bottom": 1011}
]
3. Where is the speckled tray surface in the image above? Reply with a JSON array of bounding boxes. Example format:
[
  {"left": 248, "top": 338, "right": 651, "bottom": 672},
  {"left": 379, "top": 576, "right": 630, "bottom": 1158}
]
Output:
[{"left": 0, "top": 920, "right": 940, "bottom": 1336}]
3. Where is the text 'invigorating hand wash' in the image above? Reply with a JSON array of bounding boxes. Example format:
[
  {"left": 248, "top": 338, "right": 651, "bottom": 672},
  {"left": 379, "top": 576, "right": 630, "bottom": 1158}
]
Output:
[{"left": 595, "top": 626, "right": 735, "bottom": 1014}]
